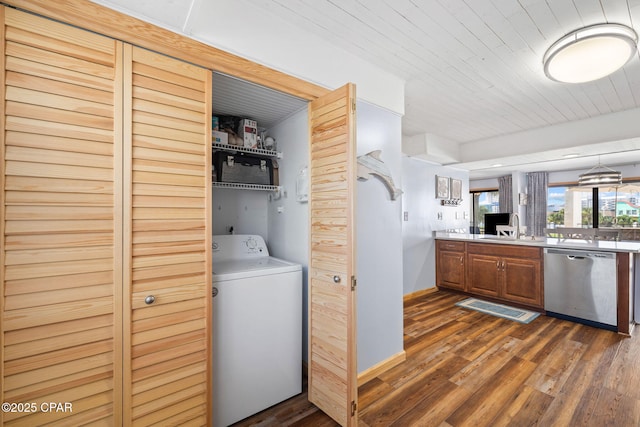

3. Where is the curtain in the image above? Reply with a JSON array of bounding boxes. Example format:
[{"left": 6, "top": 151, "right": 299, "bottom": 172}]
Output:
[
  {"left": 526, "top": 172, "right": 548, "bottom": 236},
  {"left": 498, "top": 175, "right": 513, "bottom": 213}
]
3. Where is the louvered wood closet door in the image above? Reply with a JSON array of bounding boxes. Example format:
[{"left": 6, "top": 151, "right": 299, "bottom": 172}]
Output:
[
  {"left": 1, "top": 7, "right": 212, "bottom": 426},
  {"left": 1, "top": 7, "right": 123, "bottom": 426},
  {"left": 308, "top": 84, "right": 357, "bottom": 427},
  {"left": 123, "top": 45, "right": 212, "bottom": 426}
]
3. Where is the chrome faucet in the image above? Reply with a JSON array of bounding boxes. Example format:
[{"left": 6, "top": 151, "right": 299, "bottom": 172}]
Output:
[{"left": 510, "top": 213, "right": 521, "bottom": 239}]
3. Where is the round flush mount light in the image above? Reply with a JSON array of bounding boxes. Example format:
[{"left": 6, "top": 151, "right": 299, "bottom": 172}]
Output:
[{"left": 543, "top": 23, "right": 638, "bottom": 83}]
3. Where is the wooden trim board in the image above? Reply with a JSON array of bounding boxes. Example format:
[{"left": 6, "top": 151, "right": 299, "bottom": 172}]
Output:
[
  {"left": 357, "top": 351, "right": 406, "bottom": 386},
  {"left": 403, "top": 286, "right": 438, "bottom": 302},
  {"left": 617, "top": 252, "right": 631, "bottom": 336}
]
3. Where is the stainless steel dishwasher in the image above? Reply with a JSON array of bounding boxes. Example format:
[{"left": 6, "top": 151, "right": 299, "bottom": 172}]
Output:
[{"left": 544, "top": 248, "right": 617, "bottom": 330}]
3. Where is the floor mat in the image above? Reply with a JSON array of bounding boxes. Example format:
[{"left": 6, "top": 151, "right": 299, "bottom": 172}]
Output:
[{"left": 455, "top": 297, "right": 540, "bottom": 324}]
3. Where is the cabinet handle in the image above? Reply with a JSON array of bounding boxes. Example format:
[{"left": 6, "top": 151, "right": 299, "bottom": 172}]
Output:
[
  {"left": 460, "top": 256, "right": 463, "bottom": 264},
  {"left": 496, "top": 260, "right": 500, "bottom": 269},
  {"left": 144, "top": 295, "right": 156, "bottom": 305}
]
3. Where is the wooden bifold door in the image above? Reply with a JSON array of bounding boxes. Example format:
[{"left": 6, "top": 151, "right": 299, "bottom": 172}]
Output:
[
  {"left": 308, "top": 83, "right": 358, "bottom": 427},
  {"left": 1, "top": 7, "right": 211, "bottom": 426}
]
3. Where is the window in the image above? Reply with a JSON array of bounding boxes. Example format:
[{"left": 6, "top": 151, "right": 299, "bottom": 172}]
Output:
[
  {"left": 547, "top": 182, "right": 640, "bottom": 239},
  {"left": 547, "top": 186, "right": 593, "bottom": 228},
  {"left": 470, "top": 190, "right": 499, "bottom": 233}
]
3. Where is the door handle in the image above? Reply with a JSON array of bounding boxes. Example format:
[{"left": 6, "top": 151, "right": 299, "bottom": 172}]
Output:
[{"left": 144, "top": 295, "right": 156, "bottom": 305}]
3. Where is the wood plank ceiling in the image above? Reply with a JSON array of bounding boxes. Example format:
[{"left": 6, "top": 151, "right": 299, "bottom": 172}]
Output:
[
  {"left": 249, "top": 0, "right": 640, "bottom": 141},
  {"left": 91, "top": 0, "right": 640, "bottom": 178}
]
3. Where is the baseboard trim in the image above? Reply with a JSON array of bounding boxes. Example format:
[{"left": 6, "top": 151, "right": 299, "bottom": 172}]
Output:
[
  {"left": 403, "top": 286, "right": 438, "bottom": 302},
  {"left": 357, "top": 350, "right": 406, "bottom": 386}
]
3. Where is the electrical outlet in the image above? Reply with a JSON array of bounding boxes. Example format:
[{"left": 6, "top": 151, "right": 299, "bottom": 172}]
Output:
[
  {"left": 437, "top": 212, "right": 443, "bottom": 220},
  {"left": 403, "top": 211, "right": 409, "bottom": 221}
]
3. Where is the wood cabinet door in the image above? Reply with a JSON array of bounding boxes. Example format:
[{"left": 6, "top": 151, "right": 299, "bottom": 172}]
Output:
[
  {"left": 466, "top": 254, "right": 501, "bottom": 298},
  {"left": 1, "top": 7, "right": 123, "bottom": 425},
  {"left": 437, "top": 251, "right": 465, "bottom": 290},
  {"left": 123, "top": 45, "right": 212, "bottom": 425},
  {"left": 308, "top": 83, "right": 357, "bottom": 426},
  {"left": 502, "top": 258, "right": 542, "bottom": 308}
]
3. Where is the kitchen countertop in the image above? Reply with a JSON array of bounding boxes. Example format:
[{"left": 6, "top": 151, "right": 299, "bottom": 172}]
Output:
[{"left": 435, "top": 231, "right": 640, "bottom": 253}]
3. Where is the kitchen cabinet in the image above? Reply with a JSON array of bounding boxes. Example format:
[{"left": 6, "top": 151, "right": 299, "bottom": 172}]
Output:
[
  {"left": 435, "top": 240, "right": 466, "bottom": 291},
  {"left": 466, "top": 243, "right": 543, "bottom": 309},
  {"left": 1, "top": 8, "right": 211, "bottom": 425}
]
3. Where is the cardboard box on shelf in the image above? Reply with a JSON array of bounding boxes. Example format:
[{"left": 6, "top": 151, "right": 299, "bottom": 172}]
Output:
[
  {"left": 212, "top": 130, "right": 228, "bottom": 145},
  {"left": 237, "top": 119, "right": 258, "bottom": 149}
]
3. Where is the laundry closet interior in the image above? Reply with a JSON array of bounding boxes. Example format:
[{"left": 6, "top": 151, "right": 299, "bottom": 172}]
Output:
[{"left": 210, "top": 72, "right": 310, "bottom": 262}]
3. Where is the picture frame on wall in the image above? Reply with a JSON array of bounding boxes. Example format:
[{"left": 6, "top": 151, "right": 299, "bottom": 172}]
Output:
[
  {"left": 436, "top": 175, "right": 450, "bottom": 199},
  {"left": 450, "top": 178, "right": 462, "bottom": 200}
]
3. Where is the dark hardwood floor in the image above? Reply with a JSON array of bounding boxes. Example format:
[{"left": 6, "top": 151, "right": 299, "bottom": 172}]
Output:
[{"left": 234, "top": 290, "right": 640, "bottom": 426}]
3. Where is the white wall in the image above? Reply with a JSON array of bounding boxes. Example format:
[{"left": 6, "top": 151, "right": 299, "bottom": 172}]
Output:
[
  {"left": 356, "top": 101, "right": 404, "bottom": 373},
  {"left": 265, "top": 108, "right": 310, "bottom": 361},
  {"left": 211, "top": 189, "right": 268, "bottom": 236},
  {"left": 402, "top": 157, "right": 470, "bottom": 295}
]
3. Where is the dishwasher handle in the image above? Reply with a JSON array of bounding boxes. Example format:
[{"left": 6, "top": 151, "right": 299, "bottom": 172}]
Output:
[{"left": 544, "top": 248, "right": 615, "bottom": 259}]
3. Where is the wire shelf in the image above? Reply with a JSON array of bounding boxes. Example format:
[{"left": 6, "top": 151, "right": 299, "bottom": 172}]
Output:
[
  {"left": 212, "top": 181, "right": 281, "bottom": 192},
  {"left": 212, "top": 142, "right": 281, "bottom": 158}
]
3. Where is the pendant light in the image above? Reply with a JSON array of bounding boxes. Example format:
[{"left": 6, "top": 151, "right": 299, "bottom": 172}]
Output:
[
  {"left": 578, "top": 158, "right": 622, "bottom": 187},
  {"left": 543, "top": 23, "right": 638, "bottom": 83}
]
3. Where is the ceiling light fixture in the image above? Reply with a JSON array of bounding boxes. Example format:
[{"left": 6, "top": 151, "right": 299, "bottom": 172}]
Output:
[
  {"left": 543, "top": 23, "right": 638, "bottom": 83},
  {"left": 578, "top": 158, "right": 622, "bottom": 187}
]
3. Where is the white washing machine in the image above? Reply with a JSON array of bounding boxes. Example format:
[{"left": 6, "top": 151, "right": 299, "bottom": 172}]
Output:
[{"left": 212, "top": 234, "right": 302, "bottom": 427}]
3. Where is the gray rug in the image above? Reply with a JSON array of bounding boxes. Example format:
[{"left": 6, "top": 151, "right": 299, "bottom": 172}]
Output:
[{"left": 455, "top": 297, "right": 540, "bottom": 324}]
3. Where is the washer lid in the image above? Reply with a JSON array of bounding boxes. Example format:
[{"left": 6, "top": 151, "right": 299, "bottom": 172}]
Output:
[{"left": 213, "top": 256, "right": 301, "bottom": 280}]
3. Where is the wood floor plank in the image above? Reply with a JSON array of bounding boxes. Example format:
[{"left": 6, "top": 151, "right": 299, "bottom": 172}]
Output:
[
  {"left": 445, "top": 356, "right": 538, "bottom": 426},
  {"left": 233, "top": 290, "right": 640, "bottom": 426},
  {"left": 524, "top": 338, "right": 586, "bottom": 396},
  {"left": 489, "top": 385, "right": 554, "bottom": 426}
]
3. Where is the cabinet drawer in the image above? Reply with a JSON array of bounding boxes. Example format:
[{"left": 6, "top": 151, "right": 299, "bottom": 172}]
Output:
[
  {"left": 467, "top": 242, "right": 541, "bottom": 260},
  {"left": 437, "top": 240, "right": 465, "bottom": 252}
]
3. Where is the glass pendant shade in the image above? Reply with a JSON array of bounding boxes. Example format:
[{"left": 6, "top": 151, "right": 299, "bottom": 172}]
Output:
[{"left": 544, "top": 24, "right": 638, "bottom": 83}]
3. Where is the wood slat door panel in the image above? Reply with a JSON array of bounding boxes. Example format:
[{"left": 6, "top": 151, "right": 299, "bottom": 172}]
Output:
[
  {"left": 124, "top": 45, "right": 211, "bottom": 426},
  {"left": 308, "top": 84, "right": 357, "bottom": 427},
  {"left": 1, "top": 7, "right": 122, "bottom": 426}
]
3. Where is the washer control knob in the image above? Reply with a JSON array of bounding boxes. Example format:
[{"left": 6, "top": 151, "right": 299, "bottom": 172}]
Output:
[
  {"left": 333, "top": 275, "right": 341, "bottom": 283},
  {"left": 144, "top": 295, "right": 156, "bottom": 305}
]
